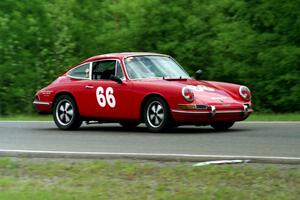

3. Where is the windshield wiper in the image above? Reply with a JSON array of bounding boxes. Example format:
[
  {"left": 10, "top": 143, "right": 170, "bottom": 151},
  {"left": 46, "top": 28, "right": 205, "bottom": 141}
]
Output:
[{"left": 163, "top": 76, "right": 188, "bottom": 81}]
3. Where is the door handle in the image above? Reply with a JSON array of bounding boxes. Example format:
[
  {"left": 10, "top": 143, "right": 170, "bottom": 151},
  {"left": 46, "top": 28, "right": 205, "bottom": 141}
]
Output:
[{"left": 85, "top": 85, "right": 94, "bottom": 89}]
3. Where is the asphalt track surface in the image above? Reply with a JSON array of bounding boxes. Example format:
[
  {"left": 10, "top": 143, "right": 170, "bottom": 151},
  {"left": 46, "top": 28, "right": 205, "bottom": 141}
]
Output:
[{"left": 0, "top": 121, "right": 299, "bottom": 161}]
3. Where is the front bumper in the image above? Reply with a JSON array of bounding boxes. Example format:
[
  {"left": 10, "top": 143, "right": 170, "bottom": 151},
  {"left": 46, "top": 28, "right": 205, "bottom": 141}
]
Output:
[{"left": 171, "top": 104, "right": 253, "bottom": 123}]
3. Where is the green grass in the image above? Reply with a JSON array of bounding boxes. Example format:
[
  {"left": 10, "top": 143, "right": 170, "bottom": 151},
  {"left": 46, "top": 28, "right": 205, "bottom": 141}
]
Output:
[
  {"left": 0, "top": 113, "right": 299, "bottom": 121},
  {"left": 0, "top": 114, "right": 52, "bottom": 121},
  {"left": 246, "top": 113, "right": 300, "bottom": 121},
  {"left": 0, "top": 158, "right": 299, "bottom": 200}
]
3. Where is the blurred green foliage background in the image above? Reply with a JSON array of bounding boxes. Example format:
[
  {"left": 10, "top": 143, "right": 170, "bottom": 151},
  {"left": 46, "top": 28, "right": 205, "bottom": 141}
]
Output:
[{"left": 0, "top": 0, "right": 299, "bottom": 115}]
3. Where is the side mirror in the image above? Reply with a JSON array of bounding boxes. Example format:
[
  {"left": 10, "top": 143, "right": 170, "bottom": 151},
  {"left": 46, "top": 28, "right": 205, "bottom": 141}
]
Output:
[
  {"left": 194, "top": 69, "right": 203, "bottom": 80},
  {"left": 110, "top": 75, "right": 123, "bottom": 84}
]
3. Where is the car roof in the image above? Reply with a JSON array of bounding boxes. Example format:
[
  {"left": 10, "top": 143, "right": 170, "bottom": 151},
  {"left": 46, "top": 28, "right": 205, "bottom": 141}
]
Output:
[{"left": 83, "top": 52, "right": 168, "bottom": 63}]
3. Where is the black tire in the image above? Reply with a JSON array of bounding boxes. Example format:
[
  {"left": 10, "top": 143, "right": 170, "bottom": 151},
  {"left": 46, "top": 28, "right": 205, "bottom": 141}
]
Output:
[
  {"left": 211, "top": 122, "right": 235, "bottom": 131},
  {"left": 119, "top": 121, "right": 140, "bottom": 129},
  {"left": 143, "top": 96, "right": 170, "bottom": 132},
  {"left": 53, "top": 95, "right": 82, "bottom": 130}
]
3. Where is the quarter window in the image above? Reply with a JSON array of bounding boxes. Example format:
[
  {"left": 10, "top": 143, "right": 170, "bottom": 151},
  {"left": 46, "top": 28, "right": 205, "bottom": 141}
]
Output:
[{"left": 68, "top": 63, "right": 90, "bottom": 79}]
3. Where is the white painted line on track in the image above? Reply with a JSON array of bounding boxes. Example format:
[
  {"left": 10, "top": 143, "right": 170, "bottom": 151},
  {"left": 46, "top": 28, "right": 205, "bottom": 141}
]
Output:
[
  {"left": 0, "top": 149, "right": 299, "bottom": 164},
  {"left": 0, "top": 121, "right": 299, "bottom": 124}
]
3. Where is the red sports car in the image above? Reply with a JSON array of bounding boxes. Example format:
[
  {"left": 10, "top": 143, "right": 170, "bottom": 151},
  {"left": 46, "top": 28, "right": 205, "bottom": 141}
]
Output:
[{"left": 33, "top": 52, "right": 252, "bottom": 132}]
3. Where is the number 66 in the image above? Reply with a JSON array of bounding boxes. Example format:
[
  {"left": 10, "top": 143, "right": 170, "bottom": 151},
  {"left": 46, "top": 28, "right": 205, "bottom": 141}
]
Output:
[{"left": 96, "top": 87, "right": 116, "bottom": 108}]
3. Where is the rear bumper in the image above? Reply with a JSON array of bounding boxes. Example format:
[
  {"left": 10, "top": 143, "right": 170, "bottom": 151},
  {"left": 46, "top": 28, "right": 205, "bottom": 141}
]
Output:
[
  {"left": 33, "top": 100, "right": 51, "bottom": 106},
  {"left": 33, "top": 100, "right": 52, "bottom": 113},
  {"left": 171, "top": 105, "right": 253, "bottom": 123}
]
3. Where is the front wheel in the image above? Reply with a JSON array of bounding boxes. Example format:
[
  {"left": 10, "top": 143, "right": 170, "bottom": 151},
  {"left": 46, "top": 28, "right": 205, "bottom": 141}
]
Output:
[
  {"left": 143, "top": 97, "right": 170, "bottom": 132},
  {"left": 211, "top": 122, "right": 235, "bottom": 131},
  {"left": 53, "top": 95, "right": 82, "bottom": 130}
]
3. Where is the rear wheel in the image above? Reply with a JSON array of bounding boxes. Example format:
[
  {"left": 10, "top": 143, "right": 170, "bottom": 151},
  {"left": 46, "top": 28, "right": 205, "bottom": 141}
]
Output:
[
  {"left": 143, "top": 97, "right": 170, "bottom": 132},
  {"left": 211, "top": 122, "right": 235, "bottom": 131},
  {"left": 53, "top": 95, "right": 82, "bottom": 130}
]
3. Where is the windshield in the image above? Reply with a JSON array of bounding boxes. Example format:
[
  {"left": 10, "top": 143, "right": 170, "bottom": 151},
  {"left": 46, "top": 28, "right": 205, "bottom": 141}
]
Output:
[{"left": 124, "top": 55, "right": 190, "bottom": 79}]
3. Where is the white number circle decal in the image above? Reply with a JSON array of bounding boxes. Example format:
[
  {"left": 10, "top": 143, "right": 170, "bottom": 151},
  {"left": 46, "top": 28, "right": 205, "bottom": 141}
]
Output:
[{"left": 96, "top": 86, "right": 116, "bottom": 108}]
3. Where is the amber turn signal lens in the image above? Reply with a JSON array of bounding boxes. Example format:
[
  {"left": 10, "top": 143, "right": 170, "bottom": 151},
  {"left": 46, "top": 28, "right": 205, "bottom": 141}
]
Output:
[{"left": 178, "top": 104, "right": 197, "bottom": 110}]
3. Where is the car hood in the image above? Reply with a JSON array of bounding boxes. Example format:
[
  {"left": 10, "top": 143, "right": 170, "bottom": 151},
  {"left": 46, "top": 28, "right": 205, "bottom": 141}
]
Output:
[{"left": 136, "top": 78, "right": 240, "bottom": 105}]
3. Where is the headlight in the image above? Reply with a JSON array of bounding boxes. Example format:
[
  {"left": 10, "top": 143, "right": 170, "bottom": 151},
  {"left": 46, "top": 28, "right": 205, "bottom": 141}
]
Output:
[
  {"left": 182, "top": 87, "right": 194, "bottom": 102},
  {"left": 239, "top": 86, "right": 251, "bottom": 100}
]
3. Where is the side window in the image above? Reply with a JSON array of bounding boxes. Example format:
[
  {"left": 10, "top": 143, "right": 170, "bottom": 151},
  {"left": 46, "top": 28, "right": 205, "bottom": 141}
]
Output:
[
  {"left": 68, "top": 63, "right": 90, "bottom": 79},
  {"left": 92, "top": 60, "right": 116, "bottom": 80},
  {"left": 116, "top": 61, "right": 125, "bottom": 80}
]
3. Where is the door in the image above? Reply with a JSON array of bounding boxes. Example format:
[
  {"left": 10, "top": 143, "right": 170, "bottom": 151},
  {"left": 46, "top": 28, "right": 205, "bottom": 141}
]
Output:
[{"left": 76, "top": 59, "right": 132, "bottom": 120}]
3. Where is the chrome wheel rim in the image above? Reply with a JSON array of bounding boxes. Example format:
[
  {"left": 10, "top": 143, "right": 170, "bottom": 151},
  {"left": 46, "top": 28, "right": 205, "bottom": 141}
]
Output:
[
  {"left": 146, "top": 101, "right": 164, "bottom": 128},
  {"left": 56, "top": 99, "right": 74, "bottom": 126}
]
